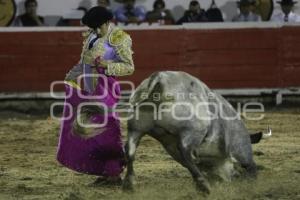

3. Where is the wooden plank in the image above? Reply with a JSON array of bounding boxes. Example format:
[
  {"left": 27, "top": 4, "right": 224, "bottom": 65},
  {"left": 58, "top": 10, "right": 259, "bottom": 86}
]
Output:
[
  {"left": 194, "top": 65, "right": 279, "bottom": 81},
  {"left": 186, "top": 29, "right": 278, "bottom": 50},
  {"left": 184, "top": 49, "right": 277, "bottom": 66},
  {"left": 0, "top": 44, "right": 81, "bottom": 57},
  {"left": 134, "top": 53, "right": 181, "bottom": 68},
  {"left": 204, "top": 80, "right": 281, "bottom": 89},
  {"left": 282, "top": 67, "right": 300, "bottom": 87},
  {"left": 1, "top": 27, "right": 300, "bottom": 92},
  {"left": 130, "top": 30, "right": 184, "bottom": 52}
]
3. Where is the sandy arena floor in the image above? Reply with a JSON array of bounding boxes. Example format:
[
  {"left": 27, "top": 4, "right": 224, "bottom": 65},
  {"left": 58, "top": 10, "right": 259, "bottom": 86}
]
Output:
[{"left": 0, "top": 108, "right": 299, "bottom": 200}]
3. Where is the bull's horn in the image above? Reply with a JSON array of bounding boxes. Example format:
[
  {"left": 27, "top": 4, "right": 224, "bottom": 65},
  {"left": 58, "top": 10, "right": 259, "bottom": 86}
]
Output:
[{"left": 263, "top": 126, "right": 272, "bottom": 139}]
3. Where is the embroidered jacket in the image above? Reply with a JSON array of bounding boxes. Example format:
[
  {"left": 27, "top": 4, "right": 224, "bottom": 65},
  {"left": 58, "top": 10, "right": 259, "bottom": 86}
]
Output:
[{"left": 81, "top": 24, "right": 135, "bottom": 77}]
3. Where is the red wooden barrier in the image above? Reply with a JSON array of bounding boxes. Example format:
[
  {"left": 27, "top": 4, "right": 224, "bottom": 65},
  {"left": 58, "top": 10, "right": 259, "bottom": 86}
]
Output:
[{"left": 0, "top": 26, "right": 299, "bottom": 92}]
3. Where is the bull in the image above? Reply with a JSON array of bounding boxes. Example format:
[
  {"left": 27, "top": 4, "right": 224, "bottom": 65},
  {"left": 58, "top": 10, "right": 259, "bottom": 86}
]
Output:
[{"left": 122, "top": 71, "right": 271, "bottom": 194}]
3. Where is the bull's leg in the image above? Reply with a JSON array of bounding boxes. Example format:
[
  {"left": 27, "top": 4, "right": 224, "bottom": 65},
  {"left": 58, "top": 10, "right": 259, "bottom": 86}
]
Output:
[
  {"left": 122, "top": 129, "right": 144, "bottom": 191},
  {"left": 178, "top": 134, "right": 211, "bottom": 194}
]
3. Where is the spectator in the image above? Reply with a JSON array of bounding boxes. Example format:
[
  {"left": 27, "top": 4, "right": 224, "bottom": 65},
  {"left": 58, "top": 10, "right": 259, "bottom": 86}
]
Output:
[
  {"left": 14, "top": 0, "right": 44, "bottom": 26},
  {"left": 206, "top": 0, "right": 224, "bottom": 22},
  {"left": 114, "top": 0, "right": 146, "bottom": 24},
  {"left": 146, "top": 0, "right": 175, "bottom": 24},
  {"left": 232, "top": 0, "right": 261, "bottom": 22},
  {"left": 97, "top": 0, "right": 110, "bottom": 9},
  {"left": 56, "top": 7, "right": 87, "bottom": 26},
  {"left": 271, "top": 0, "right": 300, "bottom": 22},
  {"left": 176, "top": 0, "right": 208, "bottom": 25}
]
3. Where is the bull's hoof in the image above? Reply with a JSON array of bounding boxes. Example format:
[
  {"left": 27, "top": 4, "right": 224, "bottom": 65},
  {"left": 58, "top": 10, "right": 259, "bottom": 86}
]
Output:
[
  {"left": 244, "top": 165, "right": 257, "bottom": 179},
  {"left": 195, "top": 179, "right": 211, "bottom": 195}
]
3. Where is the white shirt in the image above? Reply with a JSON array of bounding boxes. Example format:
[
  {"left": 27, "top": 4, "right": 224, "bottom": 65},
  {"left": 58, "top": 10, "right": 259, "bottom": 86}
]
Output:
[
  {"left": 232, "top": 12, "right": 261, "bottom": 22},
  {"left": 271, "top": 12, "right": 300, "bottom": 23}
]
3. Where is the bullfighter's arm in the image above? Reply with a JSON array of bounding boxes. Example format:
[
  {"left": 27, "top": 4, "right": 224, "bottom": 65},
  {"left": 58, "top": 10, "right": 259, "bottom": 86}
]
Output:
[{"left": 104, "top": 28, "right": 135, "bottom": 76}]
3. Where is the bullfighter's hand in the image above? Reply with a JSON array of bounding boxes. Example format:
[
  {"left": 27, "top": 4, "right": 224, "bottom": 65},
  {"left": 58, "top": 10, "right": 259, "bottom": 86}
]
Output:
[{"left": 99, "top": 60, "right": 114, "bottom": 69}]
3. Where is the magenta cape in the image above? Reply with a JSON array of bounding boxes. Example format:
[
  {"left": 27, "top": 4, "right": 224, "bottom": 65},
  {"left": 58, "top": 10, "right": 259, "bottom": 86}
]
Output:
[{"left": 56, "top": 67, "right": 125, "bottom": 177}]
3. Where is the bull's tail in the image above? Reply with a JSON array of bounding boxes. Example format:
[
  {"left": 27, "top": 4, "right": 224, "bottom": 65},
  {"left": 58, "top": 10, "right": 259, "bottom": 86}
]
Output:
[
  {"left": 250, "top": 132, "right": 262, "bottom": 144},
  {"left": 263, "top": 125, "right": 272, "bottom": 139},
  {"left": 250, "top": 126, "right": 272, "bottom": 144}
]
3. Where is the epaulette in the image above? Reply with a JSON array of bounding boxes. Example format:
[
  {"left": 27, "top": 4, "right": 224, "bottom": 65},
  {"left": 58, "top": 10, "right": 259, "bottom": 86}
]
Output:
[{"left": 109, "top": 28, "right": 130, "bottom": 47}]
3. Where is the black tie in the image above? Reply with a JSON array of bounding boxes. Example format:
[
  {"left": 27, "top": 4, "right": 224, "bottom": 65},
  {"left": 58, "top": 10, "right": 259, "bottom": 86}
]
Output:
[{"left": 88, "top": 37, "right": 99, "bottom": 50}]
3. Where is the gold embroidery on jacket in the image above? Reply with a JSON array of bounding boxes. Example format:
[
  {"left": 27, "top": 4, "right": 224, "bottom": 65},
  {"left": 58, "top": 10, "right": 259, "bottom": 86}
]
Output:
[
  {"left": 80, "top": 27, "right": 135, "bottom": 77},
  {"left": 80, "top": 29, "right": 107, "bottom": 90},
  {"left": 81, "top": 32, "right": 106, "bottom": 66},
  {"left": 106, "top": 28, "right": 135, "bottom": 76}
]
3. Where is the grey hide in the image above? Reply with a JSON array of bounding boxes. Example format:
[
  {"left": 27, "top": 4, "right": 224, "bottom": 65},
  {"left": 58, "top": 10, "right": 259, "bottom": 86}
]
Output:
[{"left": 123, "top": 71, "right": 262, "bottom": 194}]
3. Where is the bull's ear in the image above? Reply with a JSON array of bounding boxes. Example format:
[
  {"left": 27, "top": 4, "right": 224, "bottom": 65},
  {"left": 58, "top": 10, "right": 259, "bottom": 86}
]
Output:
[{"left": 250, "top": 132, "right": 263, "bottom": 144}]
